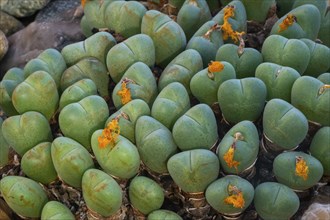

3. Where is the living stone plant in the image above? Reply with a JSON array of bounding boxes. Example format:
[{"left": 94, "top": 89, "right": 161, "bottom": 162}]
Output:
[{"left": 0, "top": 0, "right": 329, "bottom": 219}]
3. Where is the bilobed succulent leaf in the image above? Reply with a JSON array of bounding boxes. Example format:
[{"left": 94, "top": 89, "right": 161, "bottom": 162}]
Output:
[
  {"left": 148, "top": 209, "right": 183, "bottom": 220},
  {"left": 255, "top": 62, "right": 300, "bottom": 102},
  {"left": 0, "top": 176, "right": 48, "bottom": 218},
  {"left": 51, "top": 137, "right": 94, "bottom": 188},
  {"left": 59, "top": 95, "right": 109, "bottom": 150},
  {"left": 254, "top": 182, "right": 300, "bottom": 220},
  {"left": 0, "top": 118, "right": 10, "bottom": 168},
  {"left": 1, "top": 111, "right": 53, "bottom": 156},
  {"left": 167, "top": 149, "right": 220, "bottom": 193},
  {"left": 41, "top": 201, "right": 75, "bottom": 220},
  {"left": 129, "top": 176, "right": 165, "bottom": 215},
  {"left": 0, "top": 79, "right": 20, "bottom": 116},
  {"left": 151, "top": 82, "right": 190, "bottom": 130},
  {"left": 318, "top": 73, "right": 330, "bottom": 84},
  {"left": 241, "top": 0, "right": 275, "bottom": 22},
  {"left": 172, "top": 104, "right": 218, "bottom": 151},
  {"left": 135, "top": 116, "right": 178, "bottom": 173},
  {"left": 12, "top": 70, "right": 59, "bottom": 121},
  {"left": 82, "top": 169, "right": 123, "bottom": 217},
  {"left": 263, "top": 99, "right": 308, "bottom": 150},
  {"left": 2, "top": 67, "right": 24, "bottom": 81}
]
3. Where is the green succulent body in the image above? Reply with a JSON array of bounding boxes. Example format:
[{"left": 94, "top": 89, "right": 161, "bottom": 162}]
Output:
[
  {"left": 167, "top": 149, "right": 220, "bottom": 193},
  {"left": 106, "top": 34, "right": 155, "bottom": 83},
  {"left": 190, "top": 61, "right": 236, "bottom": 106},
  {"left": 59, "top": 95, "right": 109, "bottom": 150},
  {"left": 91, "top": 132, "right": 140, "bottom": 179},
  {"left": 0, "top": 176, "right": 48, "bottom": 218},
  {"left": 263, "top": 99, "right": 308, "bottom": 150},
  {"left": 41, "top": 201, "right": 75, "bottom": 220},
  {"left": 21, "top": 142, "right": 57, "bottom": 184},
  {"left": 217, "top": 78, "right": 267, "bottom": 124},
  {"left": 1, "top": 111, "right": 53, "bottom": 156},
  {"left": 135, "top": 116, "right": 178, "bottom": 174},
  {"left": 254, "top": 182, "right": 300, "bottom": 220},
  {"left": 148, "top": 209, "right": 183, "bottom": 220},
  {"left": 215, "top": 44, "right": 263, "bottom": 79},
  {"left": 241, "top": 0, "right": 275, "bottom": 22},
  {"left": 106, "top": 99, "right": 150, "bottom": 143},
  {"left": 141, "top": 10, "right": 186, "bottom": 68},
  {"left": 291, "top": 76, "right": 330, "bottom": 126},
  {"left": 218, "top": 120, "right": 259, "bottom": 174},
  {"left": 172, "top": 104, "right": 218, "bottom": 151},
  {"left": 129, "top": 176, "right": 165, "bottom": 215},
  {"left": 317, "top": 73, "right": 330, "bottom": 84},
  {"left": 255, "top": 62, "right": 300, "bottom": 102},
  {"left": 309, "top": 127, "right": 330, "bottom": 176},
  {"left": 158, "top": 49, "right": 203, "bottom": 94},
  {"left": 0, "top": 118, "right": 10, "bottom": 168},
  {"left": 12, "top": 70, "right": 59, "bottom": 121},
  {"left": 82, "top": 169, "right": 123, "bottom": 217},
  {"left": 205, "top": 175, "right": 254, "bottom": 214},
  {"left": 51, "top": 137, "right": 95, "bottom": 188}
]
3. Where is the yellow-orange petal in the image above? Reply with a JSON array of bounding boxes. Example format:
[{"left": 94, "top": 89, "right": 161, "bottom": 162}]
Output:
[
  {"left": 224, "top": 191, "right": 245, "bottom": 209},
  {"left": 208, "top": 61, "right": 224, "bottom": 73},
  {"left": 295, "top": 156, "right": 309, "bottom": 180},
  {"left": 223, "top": 145, "right": 240, "bottom": 170},
  {"left": 81, "top": 0, "right": 87, "bottom": 8},
  {"left": 117, "top": 81, "right": 132, "bottom": 105},
  {"left": 278, "top": 14, "right": 296, "bottom": 33}
]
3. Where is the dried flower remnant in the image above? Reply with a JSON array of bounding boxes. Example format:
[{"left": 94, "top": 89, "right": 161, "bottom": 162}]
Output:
[
  {"left": 207, "top": 61, "right": 224, "bottom": 79},
  {"left": 203, "top": 24, "right": 221, "bottom": 39},
  {"left": 117, "top": 78, "right": 132, "bottom": 105},
  {"left": 295, "top": 156, "right": 309, "bottom": 180},
  {"left": 278, "top": 14, "right": 297, "bottom": 32},
  {"left": 224, "top": 185, "right": 245, "bottom": 209},
  {"left": 98, "top": 118, "right": 120, "bottom": 149},
  {"left": 223, "top": 132, "right": 243, "bottom": 171},
  {"left": 319, "top": 84, "right": 330, "bottom": 95},
  {"left": 221, "top": 5, "right": 245, "bottom": 43}
]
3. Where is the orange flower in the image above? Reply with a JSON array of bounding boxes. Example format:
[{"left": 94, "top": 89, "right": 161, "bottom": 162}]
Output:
[
  {"left": 98, "top": 119, "right": 120, "bottom": 149},
  {"left": 224, "top": 185, "right": 245, "bottom": 209},
  {"left": 117, "top": 80, "right": 132, "bottom": 105},
  {"left": 223, "top": 145, "right": 240, "bottom": 170},
  {"left": 221, "top": 6, "right": 245, "bottom": 43},
  {"left": 295, "top": 156, "right": 309, "bottom": 180},
  {"left": 81, "top": 0, "right": 87, "bottom": 8},
  {"left": 208, "top": 61, "right": 224, "bottom": 73},
  {"left": 278, "top": 14, "right": 296, "bottom": 32}
]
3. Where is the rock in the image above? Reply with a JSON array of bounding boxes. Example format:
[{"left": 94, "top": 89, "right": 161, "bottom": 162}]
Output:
[
  {"left": 0, "top": 30, "right": 8, "bottom": 61},
  {"left": 301, "top": 203, "right": 330, "bottom": 220},
  {"left": 0, "top": 0, "right": 51, "bottom": 17},
  {"left": 0, "top": 0, "right": 84, "bottom": 78},
  {"left": 0, "top": 11, "right": 24, "bottom": 36}
]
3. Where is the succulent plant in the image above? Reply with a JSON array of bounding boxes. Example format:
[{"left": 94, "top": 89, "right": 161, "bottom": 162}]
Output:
[
  {"left": 82, "top": 169, "right": 123, "bottom": 217},
  {"left": 59, "top": 78, "right": 97, "bottom": 110},
  {"left": 190, "top": 61, "right": 236, "bottom": 106},
  {"left": 291, "top": 76, "right": 330, "bottom": 126},
  {"left": 0, "top": 176, "right": 48, "bottom": 218},
  {"left": 262, "top": 35, "right": 311, "bottom": 74},
  {"left": 0, "top": 117, "right": 10, "bottom": 168},
  {"left": 309, "top": 127, "right": 330, "bottom": 176},
  {"left": 205, "top": 175, "right": 254, "bottom": 215},
  {"left": 317, "top": 5, "right": 330, "bottom": 47},
  {"left": 254, "top": 182, "right": 300, "bottom": 220},
  {"left": 300, "top": 38, "right": 330, "bottom": 77},
  {"left": 80, "top": 15, "right": 93, "bottom": 37},
  {"left": 215, "top": 43, "right": 263, "bottom": 79},
  {"left": 141, "top": 10, "right": 186, "bottom": 68},
  {"left": 51, "top": 137, "right": 94, "bottom": 188},
  {"left": 129, "top": 176, "right": 165, "bottom": 215},
  {"left": 106, "top": 34, "right": 155, "bottom": 83},
  {"left": 0, "top": 68, "right": 24, "bottom": 116},
  {"left": 151, "top": 82, "right": 190, "bottom": 130},
  {"left": 12, "top": 70, "right": 59, "bottom": 121},
  {"left": 60, "top": 57, "right": 109, "bottom": 98},
  {"left": 177, "top": 0, "right": 212, "bottom": 40},
  {"left": 106, "top": 99, "right": 150, "bottom": 143},
  {"left": 1, "top": 111, "right": 53, "bottom": 156},
  {"left": 318, "top": 72, "right": 330, "bottom": 84},
  {"left": 240, "top": 0, "right": 275, "bottom": 22},
  {"left": 59, "top": 95, "right": 109, "bottom": 150},
  {"left": 218, "top": 120, "right": 259, "bottom": 175},
  {"left": 61, "top": 31, "right": 116, "bottom": 67},
  {"left": 270, "top": 4, "right": 321, "bottom": 40},
  {"left": 158, "top": 49, "right": 203, "bottom": 94},
  {"left": 148, "top": 209, "right": 183, "bottom": 220},
  {"left": 105, "top": 1, "right": 147, "bottom": 38},
  {"left": 135, "top": 116, "right": 178, "bottom": 174},
  {"left": 172, "top": 104, "right": 218, "bottom": 151},
  {"left": 255, "top": 62, "right": 300, "bottom": 102},
  {"left": 217, "top": 77, "right": 267, "bottom": 124},
  {"left": 167, "top": 149, "right": 220, "bottom": 193},
  {"left": 41, "top": 201, "right": 75, "bottom": 220},
  {"left": 91, "top": 130, "right": 140, "bottom": 179},
  {"left": 263, "top": 99, "right": 308, "bottom": 150},
  {"left": 112, "top": 62, "right": 158, "bottom": 109},
  {"left": 273, "top": 151, "right": 324, "bottom": 190},
  {"left": 21, "top": 142, "right": 57, "bottom": 185}
]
